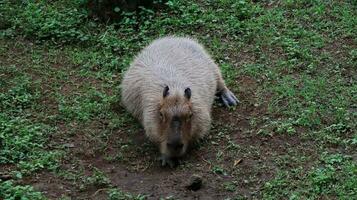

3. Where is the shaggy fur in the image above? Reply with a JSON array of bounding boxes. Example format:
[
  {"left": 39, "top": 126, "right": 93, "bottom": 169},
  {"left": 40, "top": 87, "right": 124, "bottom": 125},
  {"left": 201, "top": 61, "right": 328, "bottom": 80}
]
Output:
[{"left": 121, "top": 36, "right": 237, "bottom": 163}]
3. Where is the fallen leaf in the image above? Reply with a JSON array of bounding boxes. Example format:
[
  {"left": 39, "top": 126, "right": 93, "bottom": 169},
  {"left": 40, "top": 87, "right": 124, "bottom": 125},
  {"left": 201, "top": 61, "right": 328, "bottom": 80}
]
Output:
[{"left": 234, "top": 159, "right": 243, "bottom": 167}]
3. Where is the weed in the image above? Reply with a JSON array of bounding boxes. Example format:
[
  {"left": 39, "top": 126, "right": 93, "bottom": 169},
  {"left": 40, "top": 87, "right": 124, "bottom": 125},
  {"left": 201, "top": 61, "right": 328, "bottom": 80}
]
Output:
[
  {"left": 0, "top": 107, "right": 61, "bottom": 196},
  {"left": 14, "top": 1, "right": 88, "bottom": 42},
  {"left": 263, "top": 153, "right": 357, "bottom": 199},
  {"left": 212, "top": 165, "right": 228, "bottom": 176},
  {"left": 0, "top": 75, "right": 39, "bottom": 115},
  {"left": 85, "top": 168, "right": 111, "bottom": 187},
  {"left": 107, "top": 188, "right": 147, "bottom": 200},
  {"left": 223, "top": 181, "right": 237, "bottom": 192},
  {"left": 220, "top": 62, "right": 239, "bottom": 87},
  {"left": 0, "top": 180, "right": 46, "bottom": 199},
  {"left": 58, "top": 89, "right": 114, "bottom": 121}
]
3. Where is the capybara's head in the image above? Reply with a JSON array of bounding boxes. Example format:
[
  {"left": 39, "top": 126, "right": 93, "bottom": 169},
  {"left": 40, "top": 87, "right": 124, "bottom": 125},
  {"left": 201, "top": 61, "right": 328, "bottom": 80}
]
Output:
[{"left": 158, "top": 85, "right": 193, "bottom": 158}]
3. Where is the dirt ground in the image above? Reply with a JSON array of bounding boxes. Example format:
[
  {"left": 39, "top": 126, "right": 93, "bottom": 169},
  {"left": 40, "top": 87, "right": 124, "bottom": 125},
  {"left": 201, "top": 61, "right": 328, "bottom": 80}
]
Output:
[{"left": 14, "top": 69, "right": 317, "bottom": 199}]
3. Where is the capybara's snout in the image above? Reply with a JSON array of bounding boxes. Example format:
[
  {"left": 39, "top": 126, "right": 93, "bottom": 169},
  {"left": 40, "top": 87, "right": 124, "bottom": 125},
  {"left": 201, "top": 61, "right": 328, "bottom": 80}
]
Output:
[{"left": 167, "top": 137, "right": 184, "bottom": 155}]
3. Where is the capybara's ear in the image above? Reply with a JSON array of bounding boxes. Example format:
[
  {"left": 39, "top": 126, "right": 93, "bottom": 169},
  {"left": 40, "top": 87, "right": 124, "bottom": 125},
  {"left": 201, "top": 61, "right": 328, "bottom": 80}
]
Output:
[
  {"left": 163, "top": 85, "right": 170, "bottom": 98},
  {"left": 184, "top": 87, "right": 191, "bottom": 99}
]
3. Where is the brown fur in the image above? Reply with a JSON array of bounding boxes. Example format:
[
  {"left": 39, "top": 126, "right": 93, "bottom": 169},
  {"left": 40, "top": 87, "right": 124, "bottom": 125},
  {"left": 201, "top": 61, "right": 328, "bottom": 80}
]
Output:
[{"left": 158, "top": 94, "right": 193, "bottom": 156}]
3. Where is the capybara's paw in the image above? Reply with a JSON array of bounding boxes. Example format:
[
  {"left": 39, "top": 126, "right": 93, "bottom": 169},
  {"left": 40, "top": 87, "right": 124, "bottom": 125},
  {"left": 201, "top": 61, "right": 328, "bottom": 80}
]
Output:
[
  {"left": 220, "top": 90, "right": 239, "bottom": 107},
  {"left": 159, "top": 155, "right": 178, "bottom": 168}
]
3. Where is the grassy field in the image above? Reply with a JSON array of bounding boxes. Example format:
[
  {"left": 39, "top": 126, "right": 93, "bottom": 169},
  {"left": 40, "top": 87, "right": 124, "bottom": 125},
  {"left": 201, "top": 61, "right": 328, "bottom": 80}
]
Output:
[{"left": 0, "top": 0, "right": 356, "bottom": 199}]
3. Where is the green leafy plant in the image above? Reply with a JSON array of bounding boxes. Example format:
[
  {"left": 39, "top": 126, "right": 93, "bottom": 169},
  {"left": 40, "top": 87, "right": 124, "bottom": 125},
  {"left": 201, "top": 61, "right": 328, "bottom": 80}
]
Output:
[
  {"left": 0, "top": 180, "right": 46, "bottom": 200},
  {"left": 108, "top": 188, "right": 147, "bottom": 200}
]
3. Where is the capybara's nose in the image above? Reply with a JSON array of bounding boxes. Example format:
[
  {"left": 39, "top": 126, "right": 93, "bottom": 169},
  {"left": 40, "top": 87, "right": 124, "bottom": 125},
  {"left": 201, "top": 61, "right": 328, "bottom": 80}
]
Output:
[{"left": 167, "top": 141, "right": 184, "bottom": 152}]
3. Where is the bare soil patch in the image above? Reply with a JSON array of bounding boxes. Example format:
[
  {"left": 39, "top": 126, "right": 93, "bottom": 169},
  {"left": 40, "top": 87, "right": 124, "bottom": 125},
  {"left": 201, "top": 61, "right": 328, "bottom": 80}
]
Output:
[{"left": 16, "top": 68, "right": 319, "bottom": 199}]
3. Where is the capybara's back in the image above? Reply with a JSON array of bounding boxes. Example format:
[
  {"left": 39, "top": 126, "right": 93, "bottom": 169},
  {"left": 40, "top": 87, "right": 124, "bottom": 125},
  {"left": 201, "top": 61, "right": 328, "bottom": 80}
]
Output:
[{"left": 121, "top": 36, "right": 238, "bottom": 167}]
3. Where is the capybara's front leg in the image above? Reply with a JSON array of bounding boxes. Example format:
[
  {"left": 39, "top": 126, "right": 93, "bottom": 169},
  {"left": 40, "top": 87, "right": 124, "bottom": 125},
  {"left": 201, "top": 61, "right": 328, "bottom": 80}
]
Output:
[{"left": 159, "top": 155, "right": 178, "bottom": 168}]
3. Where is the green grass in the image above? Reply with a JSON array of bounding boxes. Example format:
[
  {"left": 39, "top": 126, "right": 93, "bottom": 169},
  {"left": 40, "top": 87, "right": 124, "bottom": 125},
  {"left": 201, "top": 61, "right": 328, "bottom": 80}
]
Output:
[
  {"left": 0, "top": 70, "right": 61, "bottom": 199},
  {"left": 107, "top": 188, "right": 147, "bottom": 200},
  {"left": 263, "top": 153, "right": 357, "bottom": 199},
  {"left": 0, "top": 72, "right": 61, "bottom": 169},
  {"left": 0, "top": 180, "right": 46, "bottom": 200},
  {"left": 0, "top": 0, "right": 356, "bottom": 199}
]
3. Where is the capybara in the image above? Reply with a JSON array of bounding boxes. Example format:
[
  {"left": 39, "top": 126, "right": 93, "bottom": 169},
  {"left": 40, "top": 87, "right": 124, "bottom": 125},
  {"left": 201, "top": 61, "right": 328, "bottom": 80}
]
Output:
[{"left": 121, "top": 36, "right": 238, "bottom": 167}]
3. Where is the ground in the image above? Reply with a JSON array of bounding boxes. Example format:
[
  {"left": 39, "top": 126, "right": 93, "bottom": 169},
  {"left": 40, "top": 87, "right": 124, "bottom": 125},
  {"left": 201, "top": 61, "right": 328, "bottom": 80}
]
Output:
[{"left": 0, "top": 0, "right": 356, "bottom": 199}]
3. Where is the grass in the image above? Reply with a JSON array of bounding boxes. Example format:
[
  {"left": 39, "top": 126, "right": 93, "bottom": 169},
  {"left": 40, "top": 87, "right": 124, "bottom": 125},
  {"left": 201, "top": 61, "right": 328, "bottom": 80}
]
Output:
[
  {"left": 263, "top": 153, "right": 357, "bottom": 199},
  {"left": 0, "top": 0, "right": 356, "bottom": 199},
  {"left": 0, "top": 180, "right": 46, "bottom": 200}
]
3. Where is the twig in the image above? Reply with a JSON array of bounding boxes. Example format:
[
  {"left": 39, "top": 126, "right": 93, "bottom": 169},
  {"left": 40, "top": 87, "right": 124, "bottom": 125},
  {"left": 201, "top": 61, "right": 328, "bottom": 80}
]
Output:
[
  {"left": 199, "top": 155, "right": 212, "bottom": 170},
  {"left": 92, "top": 188, "right": 108, "bottom": 197}
]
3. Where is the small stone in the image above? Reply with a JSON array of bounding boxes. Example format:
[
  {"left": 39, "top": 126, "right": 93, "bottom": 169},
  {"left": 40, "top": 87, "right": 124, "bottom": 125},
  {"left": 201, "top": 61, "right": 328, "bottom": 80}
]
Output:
[{"left": 185, "top": 174, "right": 203, "bottom": 191}]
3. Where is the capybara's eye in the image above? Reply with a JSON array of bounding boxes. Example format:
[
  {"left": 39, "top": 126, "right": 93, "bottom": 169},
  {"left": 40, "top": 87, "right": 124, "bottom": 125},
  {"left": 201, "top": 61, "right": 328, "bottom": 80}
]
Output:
[{"left": 159, "top": 112, "right": 164, "bottom": 120}]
